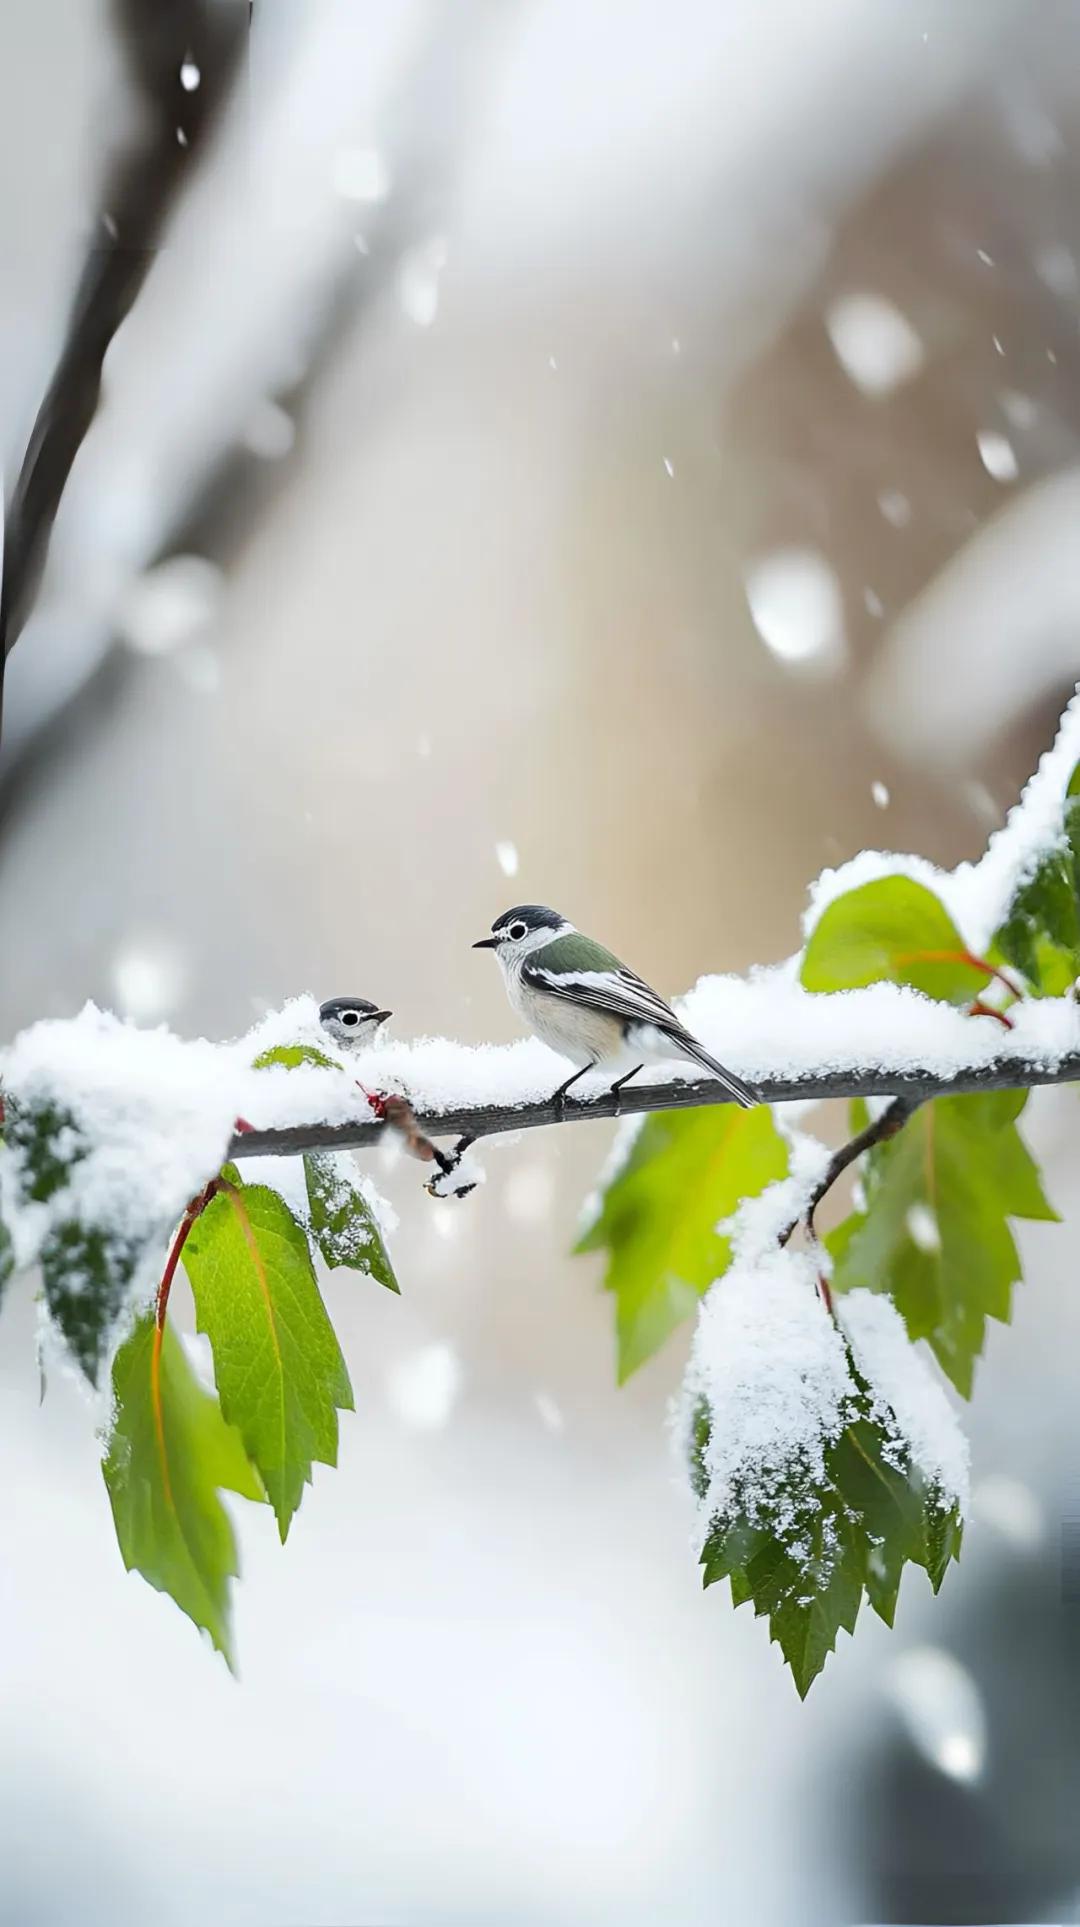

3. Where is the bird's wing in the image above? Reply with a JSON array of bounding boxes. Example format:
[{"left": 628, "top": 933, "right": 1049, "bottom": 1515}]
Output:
[{"left": 523, "top": 957, "right": 679, "bottom": 1033}]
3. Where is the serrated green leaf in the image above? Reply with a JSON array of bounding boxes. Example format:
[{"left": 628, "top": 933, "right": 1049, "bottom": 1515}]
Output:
[
  {"left": 304, "top": 1152, "right": 398, "bottom": 1292},
  {"left": 102, "top": 1312, "right": 264, "bottom": 1667},
  {"left": 576, "top": 1106, "right": 789, "bottom": 1380},
  {"left": 696, "top": 1366, "right": 962, "bottom": 1697},
  {"left": 801, "top": 876, "right": 987, "bottom": 1001},
  {"left": 828, "top": 1091, "right": 1057, "bottom": 1396},
  {"left": 182, "top": 1176, "right": 353, "bottom": 1540},
  {"left": 252, "top": 1042, "right": 338, "bottom": 1071}
]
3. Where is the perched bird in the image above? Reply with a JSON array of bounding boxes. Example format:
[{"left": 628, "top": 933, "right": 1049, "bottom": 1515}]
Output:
[
  {"left": 318, "top": 996, "right": 392, "bottom": 1052},
  {"left": 473, "top": 904, "right": 757, "bottom": 1109}
]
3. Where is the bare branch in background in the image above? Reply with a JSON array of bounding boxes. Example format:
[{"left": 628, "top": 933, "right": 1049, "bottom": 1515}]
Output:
[
  {"left": 0, "top": 0, "right": 248, "bottom": 740},
  {"left": 226, "top": 1050, "right": 1080, "bottom": 1160},
  {"left": 0, "top": 0, "right": 501, "bottom": 795}
]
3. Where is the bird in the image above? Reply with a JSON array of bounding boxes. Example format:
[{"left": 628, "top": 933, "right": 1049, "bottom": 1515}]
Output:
[
  {"left": 473, "top": 904, "right": 757, "bottom": 1110},
  {"left": 318, "top": 996, "right": 392, "bottom": 1052}
]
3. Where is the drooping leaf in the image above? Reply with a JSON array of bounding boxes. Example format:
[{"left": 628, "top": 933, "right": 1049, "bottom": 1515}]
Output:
[
  {"left": 0, "top": 1216, "right": 13, "bottom": 1301},
  {"left": 694, "top": 1365, "right": 963, "bottom": 1699},
  {"left": 304, "top": 1151, "right": 398, "bottom": 1292},
  {"left": 576, "top": 1106, "right": 789, "bottom": 1380},
  {"left": 102, "top": 1312, "right": 264, "bottom": 1667},
  {"left": 252, "top": 1042, "right": 338, "bottom": 1071},
  {"left": 828, "top": 1089, "right": 1057, "bottom": 1396},
  {"left": 182, "top": 1174, "right": 354, "bottom": 1540},
  {"left": 801, "top": 876, "right": 987, "bottom": 1001}
]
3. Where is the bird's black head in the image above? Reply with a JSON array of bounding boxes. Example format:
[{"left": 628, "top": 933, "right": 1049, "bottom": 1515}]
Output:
[
  {"left": 318, "top": 996, "right": 392, "bottom": 1035},
  {"left": 473, "top": 904, "right": 566, "bottom": 949}
]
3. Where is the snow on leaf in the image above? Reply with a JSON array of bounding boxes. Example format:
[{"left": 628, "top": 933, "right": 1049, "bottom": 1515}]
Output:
[
  {"left": 828, "top": 1090, "right": 1058, "bottom": 1397},
  {"left": 304, "top": 1150, "right": 398, "bottom": 1292},
  {"left": 102, "top": 1312, "right": 264, "bottom": 1668},
  {"left": 800, "top": 875, "right": 988, "bottom": 1002},
  {"left": 3, "top": 1095, "right": 160, "bottom": 1382},
  {"left": 181, "top": 1173, "right": 353, "bottom": 1541},
  {"left": 681, "top": 1244, "right": 963, "bottom": 1696},
  {"left": 575, "top": 1105, "right": 789, "bottom": 1380}
]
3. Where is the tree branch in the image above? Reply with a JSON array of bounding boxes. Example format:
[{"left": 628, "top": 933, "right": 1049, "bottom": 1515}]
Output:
[{"left": 226, "top": 1050, "right": 1080, "bottom": 1159}]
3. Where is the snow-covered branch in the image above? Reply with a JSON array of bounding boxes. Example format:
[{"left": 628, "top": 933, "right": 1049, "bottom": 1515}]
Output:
[{"left": 229, "top": 1047, "right": 1080, "bottom": 1159}]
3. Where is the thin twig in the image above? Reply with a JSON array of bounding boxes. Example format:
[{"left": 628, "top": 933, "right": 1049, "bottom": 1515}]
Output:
[
  {"left": 226, "top": 1050, "right": 1080, "bottom": 1160},
  {"left": 778, "top": 1095, "right": 921, "bottom": 1249}
]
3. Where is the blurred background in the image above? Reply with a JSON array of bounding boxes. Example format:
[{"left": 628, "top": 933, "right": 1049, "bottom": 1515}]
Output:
[{"left": 3, "top": 1, "right": 1080, "bottom": 1922}]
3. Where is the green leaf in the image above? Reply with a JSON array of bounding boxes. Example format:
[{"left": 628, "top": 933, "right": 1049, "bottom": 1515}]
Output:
[
  {"left": 252, "top": 1042, "right": 338, "bottom": 1071},
  {"left": 800, "top": 876, "right": 987, "bottom": 1001},
  {"left": 576, "top": 1106, "right": 789, "bottom": 1380},
  {"left": 304, "top": 1152, "right": 398, "bottom": 1291},
  {"left": 989, "top": 772, "right": 1080, "bottom": 993},
  {"left": 4, "top": 1096, "right": 149, "bottom": 1380},
  {"left": 828, "top": 1090, "right": 1057, "bottom": 1396},
  {"left": 695, "top": 1366, "right": 963, "bottom": 1698},
  {"left": 988, "top": 759, "right": 1080, "bottom": 993},
  {"left": 992, "top": 849, "right": 1080, "bottom": 990},
  {"left": 102, "top": 1312, "right": 264, "bottom": 1667},
  {"left": 182, "top": 1175, "right": 354, "bottom": 1540}
]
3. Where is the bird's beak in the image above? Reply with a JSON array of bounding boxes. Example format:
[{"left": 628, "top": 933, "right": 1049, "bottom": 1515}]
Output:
[
  {"left": 372, "top": 1010, "right": 392, "bottom": 1024},
  {"left": 472, "top": 937, "right": 498, "bottom": 949}
]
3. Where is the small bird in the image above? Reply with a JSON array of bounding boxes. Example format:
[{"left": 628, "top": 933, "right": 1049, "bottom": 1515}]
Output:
[
  {"left": 473, "top": 904, "right": 757, "bottom": 1109},
  {"left": 318, "top": 996, "right": 392, "bottom": 1052}
]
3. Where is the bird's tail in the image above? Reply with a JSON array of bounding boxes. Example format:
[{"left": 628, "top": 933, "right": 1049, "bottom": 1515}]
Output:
[{"left": 667, "top": 1027, "right": 758, "bottom": 1109}]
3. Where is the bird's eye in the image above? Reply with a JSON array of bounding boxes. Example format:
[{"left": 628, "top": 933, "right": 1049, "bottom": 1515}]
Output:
[
  {"left": 341, "top": 1010, "right": 361, "bottom": 1027},
  {"left": 507, "top": 920, "right": 528, "bottom": 941}
]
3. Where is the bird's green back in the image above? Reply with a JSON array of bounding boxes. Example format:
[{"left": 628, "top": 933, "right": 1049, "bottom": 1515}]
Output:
[{"left": 537, "top": 931, "right": 626, "bottom": 974}]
